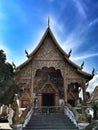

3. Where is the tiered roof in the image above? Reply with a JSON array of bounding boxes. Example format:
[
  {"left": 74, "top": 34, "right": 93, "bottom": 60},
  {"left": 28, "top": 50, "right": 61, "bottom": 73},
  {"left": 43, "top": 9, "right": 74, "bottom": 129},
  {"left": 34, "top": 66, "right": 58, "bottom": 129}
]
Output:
[{"left": 15, "top": 27, "right": 93, "bottom": 80}]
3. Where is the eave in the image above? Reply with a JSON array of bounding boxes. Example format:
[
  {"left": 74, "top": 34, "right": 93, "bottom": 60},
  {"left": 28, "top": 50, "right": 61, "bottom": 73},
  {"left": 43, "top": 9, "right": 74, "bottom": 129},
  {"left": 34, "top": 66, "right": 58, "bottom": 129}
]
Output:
[{"left": 15, "top": 27, "right": 93, "bottom": 80}]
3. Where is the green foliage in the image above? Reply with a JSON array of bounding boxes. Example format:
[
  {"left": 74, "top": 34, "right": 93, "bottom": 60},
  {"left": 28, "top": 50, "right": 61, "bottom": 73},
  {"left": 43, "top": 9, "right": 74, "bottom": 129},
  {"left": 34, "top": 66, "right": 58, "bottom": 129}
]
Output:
[
  {"left": 0, "top": 50, "right": 6, "bottom": 63},
  {"left": 92, "top": 101, "right": 98, "bottom": 108},
  {"left": 0, "top": 62, "right": 14, "bottom": 82},
  {"left": 0, "top": 49, "right": 14, "bottom": 83},
  {"left": 0, "top": 49, "right": 18, "bottom": 105},
  {"left": 0, "top": 80, "right": 19, "bottom": 105}
]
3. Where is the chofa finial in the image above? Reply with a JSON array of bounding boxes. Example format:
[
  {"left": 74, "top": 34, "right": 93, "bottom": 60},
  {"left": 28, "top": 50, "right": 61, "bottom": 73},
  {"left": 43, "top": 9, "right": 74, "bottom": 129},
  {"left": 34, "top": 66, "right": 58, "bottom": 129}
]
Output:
[
  {"left": 48, "top": 16, "right": 50, "bottom": 28},
  {"left": 25, "top": 49, "right": 29, "bottom": 58},
  {"left": 80, "top": 61, "right": 84, "bottom": 70},
  {"left": 12, "top": 62, "right": 16, "bottom": 70},
  {"left": 68, "top": 49, "right": 72, "bottom": 58},
  {"left": 92, "top": 68, "right": 95, "bottom": 76}
]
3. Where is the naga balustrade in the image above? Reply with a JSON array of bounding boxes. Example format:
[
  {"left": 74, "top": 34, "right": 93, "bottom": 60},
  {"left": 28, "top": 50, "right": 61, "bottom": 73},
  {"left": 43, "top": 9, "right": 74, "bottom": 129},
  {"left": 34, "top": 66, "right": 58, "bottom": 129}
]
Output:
[{"left": 33, "top": 106, "right": 64, "bottom": 114}]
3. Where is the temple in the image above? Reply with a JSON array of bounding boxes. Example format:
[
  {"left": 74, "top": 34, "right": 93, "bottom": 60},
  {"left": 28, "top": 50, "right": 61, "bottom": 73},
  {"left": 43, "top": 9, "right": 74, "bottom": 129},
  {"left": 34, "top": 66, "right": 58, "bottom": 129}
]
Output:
[{"left": 15, "top": 26, "right": 93, "bottom": 108}]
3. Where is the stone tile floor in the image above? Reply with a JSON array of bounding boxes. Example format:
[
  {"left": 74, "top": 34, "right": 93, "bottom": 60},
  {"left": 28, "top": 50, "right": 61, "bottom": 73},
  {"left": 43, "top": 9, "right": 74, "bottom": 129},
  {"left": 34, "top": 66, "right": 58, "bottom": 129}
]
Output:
[{"left": 0, "top": 123, "right": 12, "bottom": 129}]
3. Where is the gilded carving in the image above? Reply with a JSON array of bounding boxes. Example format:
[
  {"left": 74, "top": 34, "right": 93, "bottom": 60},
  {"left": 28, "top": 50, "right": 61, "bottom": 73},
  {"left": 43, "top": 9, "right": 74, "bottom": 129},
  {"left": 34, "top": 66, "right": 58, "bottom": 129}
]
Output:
[
  {"left": 32, "top": 60, "right": 65, "bottom": 72},
  {"left": 34, "top": 36, "right": 63, "bottom": 59},
  {"left": 15, "top": 27, "right": 92, "bottom": 108}
]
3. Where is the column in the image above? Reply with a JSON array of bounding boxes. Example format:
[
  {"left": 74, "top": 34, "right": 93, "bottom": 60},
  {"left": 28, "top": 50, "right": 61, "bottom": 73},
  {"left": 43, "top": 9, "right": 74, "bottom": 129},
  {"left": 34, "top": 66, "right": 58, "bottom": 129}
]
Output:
[
  {"left": 30, "top": 63, "right": 35, "bottom": 106},
  {"left": 64, "top": 78, "right": 67, "bottom": 103},
  {"left": 55, "top": 93, "right": 59, "bottom": 106},
  {"left": 61, "top": 69, "right": 67, "bottom": 103},
  {"left": 81, "top": 80, "right": 87, "bottom": 105},
  {"left": 38, "top": 94, "right": 42, "bottom": 107}
]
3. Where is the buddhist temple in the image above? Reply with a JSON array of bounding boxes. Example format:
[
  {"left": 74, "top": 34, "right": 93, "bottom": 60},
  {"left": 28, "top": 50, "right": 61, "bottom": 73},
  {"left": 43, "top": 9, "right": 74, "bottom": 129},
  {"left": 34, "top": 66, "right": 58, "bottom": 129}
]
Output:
[{"left": 15, "top": 24, "right": 93, "bottom": 108}]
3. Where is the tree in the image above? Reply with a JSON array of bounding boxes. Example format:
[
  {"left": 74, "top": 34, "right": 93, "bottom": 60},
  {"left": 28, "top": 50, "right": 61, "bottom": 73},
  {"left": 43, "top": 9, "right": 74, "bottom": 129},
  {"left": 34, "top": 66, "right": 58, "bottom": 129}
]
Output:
[
  {"left": 0, "top": 49, "right": 14, "bottom": 83},
  {"left": 0, "top": 80, "right": 19, "bottom": 104},
  {"left": 0, "top": 49, "right": 18, "bottom": 105},
  {"left": 0, "top": 50, "right": 6, "bottom": 63}
]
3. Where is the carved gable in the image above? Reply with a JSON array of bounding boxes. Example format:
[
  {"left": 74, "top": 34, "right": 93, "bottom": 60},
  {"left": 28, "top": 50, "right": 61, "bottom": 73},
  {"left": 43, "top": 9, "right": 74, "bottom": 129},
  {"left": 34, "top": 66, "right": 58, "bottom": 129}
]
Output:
[
  {"left": 39, "top": 80, "right": 58, "bottom": 94},
  {"left": 34, "top": 33, "right": 63, "bottom": 60},
  {"left": 14, "top": 26, "right": 93, "bottom": 108}
]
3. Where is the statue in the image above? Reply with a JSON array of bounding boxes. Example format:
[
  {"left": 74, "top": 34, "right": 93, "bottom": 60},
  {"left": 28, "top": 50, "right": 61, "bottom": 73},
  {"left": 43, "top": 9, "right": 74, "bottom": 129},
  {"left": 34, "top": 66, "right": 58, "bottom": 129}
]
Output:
[
  {"left": 0, "top": 104, "right": 8, "bottom": 116},
  {"left": 7, "top": 104, "right": 14, "bottom": 125}
]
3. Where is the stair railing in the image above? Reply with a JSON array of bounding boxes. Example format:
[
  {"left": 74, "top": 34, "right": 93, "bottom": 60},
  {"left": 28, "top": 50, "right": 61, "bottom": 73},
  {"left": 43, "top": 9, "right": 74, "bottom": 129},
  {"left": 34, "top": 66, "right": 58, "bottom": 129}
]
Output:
[
  {"left": 33, "top": 106, "right": 63, "bottom": 113},
  {"left": 23, "top": 106, "right": 33, "bottom": 128},
  {"left": 64, "top": 105, "right": 78, "bottom": 127}
]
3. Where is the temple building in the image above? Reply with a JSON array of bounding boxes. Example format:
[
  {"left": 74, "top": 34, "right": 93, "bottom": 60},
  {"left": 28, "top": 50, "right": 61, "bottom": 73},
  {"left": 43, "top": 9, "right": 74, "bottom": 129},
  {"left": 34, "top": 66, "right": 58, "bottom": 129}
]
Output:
[
  {"left": 15, "top": 25, "right": 93, "bottom": 108},
  {"left": 90, "top": 86, "right": 98, "bottom": 102}
]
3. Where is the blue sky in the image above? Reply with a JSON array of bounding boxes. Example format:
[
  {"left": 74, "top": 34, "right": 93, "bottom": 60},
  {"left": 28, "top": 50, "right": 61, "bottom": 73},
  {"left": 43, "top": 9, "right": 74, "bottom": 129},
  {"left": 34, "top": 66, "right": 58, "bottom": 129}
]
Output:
[{"left": 0, "top": 0, "right": 98, "bottom": 76}]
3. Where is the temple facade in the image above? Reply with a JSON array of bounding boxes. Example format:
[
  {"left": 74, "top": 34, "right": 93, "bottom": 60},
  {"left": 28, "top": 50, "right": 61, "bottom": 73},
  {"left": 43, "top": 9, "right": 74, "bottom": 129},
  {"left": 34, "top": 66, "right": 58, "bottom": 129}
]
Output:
[{"left": 15, "top": 26, "right": 93, "bottom": 108}]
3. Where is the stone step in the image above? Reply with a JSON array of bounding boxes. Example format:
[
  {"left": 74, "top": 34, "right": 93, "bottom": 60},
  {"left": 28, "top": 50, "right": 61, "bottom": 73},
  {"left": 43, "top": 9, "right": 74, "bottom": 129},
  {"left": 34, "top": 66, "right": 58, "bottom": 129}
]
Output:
[
  {"left": 23, "top": 113, "right": 78, "bottom": 130},
  {"left": 25, "top": 126, "right": 77, "bottom": 129},
  {"left": 23, "top": 128, "right": 78, "bottom": 130},
  {"left": 28, "top": 122, "right": 75, "bottom": 125}
]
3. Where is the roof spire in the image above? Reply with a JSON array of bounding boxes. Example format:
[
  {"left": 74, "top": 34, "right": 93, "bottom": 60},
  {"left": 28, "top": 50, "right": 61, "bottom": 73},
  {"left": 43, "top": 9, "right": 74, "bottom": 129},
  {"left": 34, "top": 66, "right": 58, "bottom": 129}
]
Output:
[
  {"left": 80, "top": 61, "right": 84, "bottom": 70},
  {"left": 48, "top": 16, "right": 50, "bottom": 28},
  {"left": 92, "top": 67, "right": 95, "bottom": 76}
]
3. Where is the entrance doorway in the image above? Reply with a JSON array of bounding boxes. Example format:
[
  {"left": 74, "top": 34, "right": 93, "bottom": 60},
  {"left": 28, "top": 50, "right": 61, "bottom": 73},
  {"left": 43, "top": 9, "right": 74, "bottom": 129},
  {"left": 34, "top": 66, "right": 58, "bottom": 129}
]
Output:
[
  {"left": 68, "top": 99, "right": 75, "bottom": 107},
  {"left": 42, "top": 93, "right": 54, "bottom": 106}
]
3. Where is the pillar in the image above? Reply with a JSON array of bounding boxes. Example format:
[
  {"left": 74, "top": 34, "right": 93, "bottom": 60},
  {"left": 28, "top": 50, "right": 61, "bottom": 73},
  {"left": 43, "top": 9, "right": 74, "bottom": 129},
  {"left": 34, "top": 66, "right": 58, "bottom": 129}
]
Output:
[
  {"left": 63, "top": 71, "right": 67, "bottom": 103},
  {"left": 55, "top": 93, "right": 59, "bottom": 106},
  {"left": 38, "top": 94, "right": 42, "bottom": 107},
  {"left": 81, "top": 81, "right": 87, "bottom": 105}
]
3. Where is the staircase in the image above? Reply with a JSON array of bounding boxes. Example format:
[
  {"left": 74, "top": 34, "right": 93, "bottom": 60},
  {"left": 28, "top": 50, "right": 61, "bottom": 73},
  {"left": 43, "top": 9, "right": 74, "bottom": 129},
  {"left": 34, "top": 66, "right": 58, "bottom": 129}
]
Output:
[{"left": 23, "top": 113, "right": 78, "bottom": 130}]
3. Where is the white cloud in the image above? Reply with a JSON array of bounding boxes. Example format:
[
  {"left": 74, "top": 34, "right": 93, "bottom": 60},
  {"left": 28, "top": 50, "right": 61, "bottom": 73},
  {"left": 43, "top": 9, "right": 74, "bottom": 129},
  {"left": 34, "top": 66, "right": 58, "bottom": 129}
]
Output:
[
  {"left": 89, "top": 18, "right": 98, "bottom": 27},
  {"left": 60, "top": 24, "right": 86, "bottom": 52},
  {"left": 47, "top": 16, "right": 64, "bottom": 33},
  {"left": 61, "top": 33, "right": 81, "bottom": 52},
  {"left": 27, "top": 28, "right": 46, "bottom": 53},
  {"left": 41, "top": 15, "right": 65, "bottom": 45},
  {"left": 73, "top": 53, "right": 98, "bottom": 61},
  {"left": 43, "top": 14, "right": 64, "bottom": 34},
  {"left": 73, "top": 0, "right": 87, "bottom": 18},
  {"left": 79, "top": 73, "right": 98, "bottom": 98},
  {"left": 42, "top": 14, "right": 89, "bottom": 55},
  {"left": 29, "top": 15, "right": 64, "bottom": 52},
  {"left": 87, "top": 73, "right": 98, "bottom": 93}
]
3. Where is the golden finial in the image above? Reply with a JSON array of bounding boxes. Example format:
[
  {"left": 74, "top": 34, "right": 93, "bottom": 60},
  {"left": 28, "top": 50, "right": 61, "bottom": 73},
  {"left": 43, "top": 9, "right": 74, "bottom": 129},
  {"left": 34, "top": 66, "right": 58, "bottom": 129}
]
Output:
[
  {"left": 25, "top": 49, "right": 29, "bottom": 58},
  {"left": 48, "top": 16, "right": 50, "bottom": 28},
  {"left": 68, "top": 49, "right": 72, "bottom": 58},
  {"left": 80, "top": 61, "right": 84, "bottom": 70},
  {"left": 92, "top": 68, "right": 95, "bottom": 76}
]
